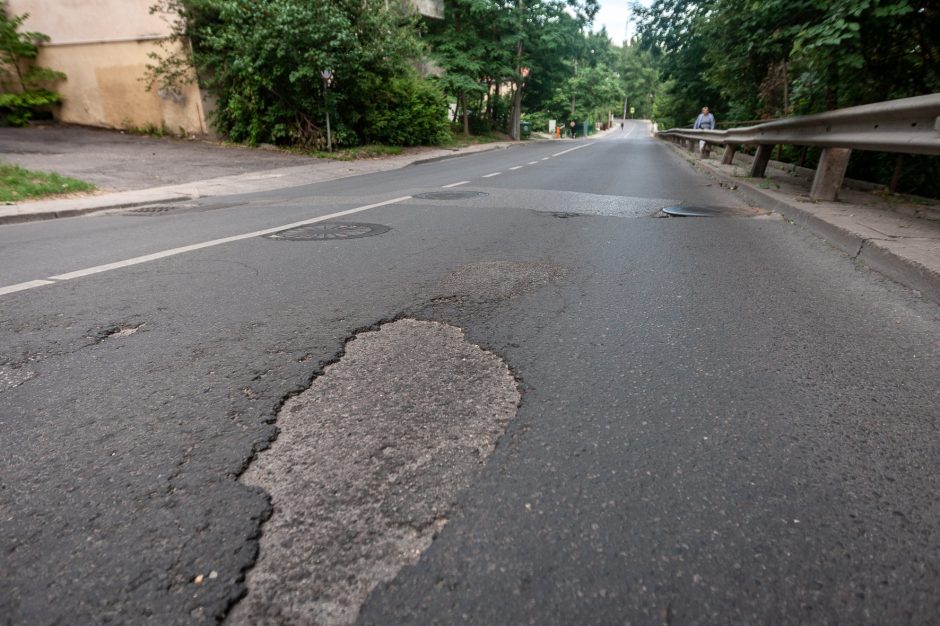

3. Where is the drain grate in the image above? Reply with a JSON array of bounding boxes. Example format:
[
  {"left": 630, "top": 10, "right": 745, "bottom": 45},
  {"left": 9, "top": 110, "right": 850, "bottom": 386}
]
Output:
[
  {"left": 123, "top": 204, "right": 183, "bottom": 215},
  {"left": 263, "top": 222, "right": 390, "bottom": 241},
  {"left": 121, "top": 202, "right": 245, "bottom": 216},
  {"left": 413, "top": 191, "right": 488, "bottom": 200}
]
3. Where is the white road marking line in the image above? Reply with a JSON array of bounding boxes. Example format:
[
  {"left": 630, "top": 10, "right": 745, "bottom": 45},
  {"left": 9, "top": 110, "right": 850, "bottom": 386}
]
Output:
[
  {"left": 541, "top": 157, "right": 550, "bottom": 160},
  {"left": 442, "top": 181, "right": 470, "bottom": 188},
  {"left": 482, "top": 172, "right": 501, "bottom": 178},
  {"left": 528, "top": 161, "right": 538, "bottom": 165},
  {"left": 0, "top": 196, "right": 413, "bottom": 296},
  {"left": 0, "top": 280, "right": 56, "bottom": 296},
  {"left": 624, "top": 125, "right": 635, "bottom": 138},
  {"left": 551, "top": 144, "right": 593, "bottom": 157},
  {"left": 509, "top": 166, "right": 523, "bottom": 171}
]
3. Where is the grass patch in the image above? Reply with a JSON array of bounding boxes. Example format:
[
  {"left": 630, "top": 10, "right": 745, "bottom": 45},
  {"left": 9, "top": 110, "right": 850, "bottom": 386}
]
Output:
[
  {"left": 441, "top": 130, "right": 512, "bottom": 148},
  {"left": 0, "top": 163, "right": 95, "bottom": 202},
  {"left": 299, "top": 144, "right": 404, "bottom": 160}
]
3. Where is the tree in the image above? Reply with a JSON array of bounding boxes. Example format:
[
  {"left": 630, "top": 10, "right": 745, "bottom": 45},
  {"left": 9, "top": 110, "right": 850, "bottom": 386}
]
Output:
[
  {"left": 147, "top": 0, "right": 450, "bottom": 147},
  {"left": 0, "top": 4, "right": 66, "bottom": 126}
]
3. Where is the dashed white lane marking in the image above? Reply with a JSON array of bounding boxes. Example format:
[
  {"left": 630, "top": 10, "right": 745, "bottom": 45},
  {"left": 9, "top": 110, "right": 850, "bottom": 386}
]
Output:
[
  {"left": 509, "top": 166, "right": 523, "bottom": 171},
  {"left": 0, "top": 280, "right": 56, "bottom": 296},
  {"left": 482, "top": 172, "right": 501, "bottom": 178},
  {"left": 527, "top": 161, "right": 538, "bottom": 165},
  {"left": 442, "top": 181, "right": 469, "bottom": 188},
  {"left": 1, "top": 196, "right": 413, "bottom": 296},
  {"left": 551, "top": 143, "right": 593, "bottom": 157}
]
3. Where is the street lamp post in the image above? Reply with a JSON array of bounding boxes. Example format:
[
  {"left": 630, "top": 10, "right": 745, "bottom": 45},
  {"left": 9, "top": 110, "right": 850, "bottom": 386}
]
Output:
[{"left": 320, "top": 69, "right": 333, "bottom": 152}]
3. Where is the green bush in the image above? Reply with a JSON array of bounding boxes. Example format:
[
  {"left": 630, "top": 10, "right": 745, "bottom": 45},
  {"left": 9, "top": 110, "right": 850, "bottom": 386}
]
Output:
[
  {"left": 363, "top": 76, "right": 451, "bottom": 146},
  {"left": 1, "top": 7, "right": 66, "bottom": 126}
]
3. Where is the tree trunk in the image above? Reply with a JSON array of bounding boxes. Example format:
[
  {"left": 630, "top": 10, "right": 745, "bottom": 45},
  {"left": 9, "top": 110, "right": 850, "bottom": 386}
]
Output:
[
  {"left": 461, "top": 90, "right": 469, "bottom": 135},
  {"left": 510, "top": 82, "right": 522, "bottom": 140}
]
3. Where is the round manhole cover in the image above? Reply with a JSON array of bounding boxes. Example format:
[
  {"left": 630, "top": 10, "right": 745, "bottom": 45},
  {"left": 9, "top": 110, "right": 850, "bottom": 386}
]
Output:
[
  {"left": 413, "top": 191, "right": 488, "bottom": 200},
  {"left": 264, "top": 222, "right": 390, "bottom": 241}
]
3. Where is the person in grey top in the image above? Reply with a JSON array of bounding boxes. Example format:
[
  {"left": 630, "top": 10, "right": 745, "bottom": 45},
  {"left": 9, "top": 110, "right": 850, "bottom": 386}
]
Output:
[{"left": 694, "top": 106, "right": 715, "bottom": 129}]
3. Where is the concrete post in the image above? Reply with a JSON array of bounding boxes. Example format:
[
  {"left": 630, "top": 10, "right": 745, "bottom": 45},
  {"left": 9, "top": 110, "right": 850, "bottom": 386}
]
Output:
[
  {"left": 750, "top": 145, "right": 774, "bottom": 177},
  {"left": 810, "top": 147, "right": 852, "bottom": 201},
  {"left": 721, "top": 144, "right": 737, "bottom": 165}
]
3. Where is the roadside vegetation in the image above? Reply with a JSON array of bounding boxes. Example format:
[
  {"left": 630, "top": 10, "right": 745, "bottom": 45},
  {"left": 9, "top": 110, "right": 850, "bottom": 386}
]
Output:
[
  {"left": 0, "top": 4, "right": 66, "bottom": 126},
  {"left": 0, "top": 163, "right": 94, "bottom": 202},
  {"left": 634, "top": 0, "right": 940, "bottom": 197}
]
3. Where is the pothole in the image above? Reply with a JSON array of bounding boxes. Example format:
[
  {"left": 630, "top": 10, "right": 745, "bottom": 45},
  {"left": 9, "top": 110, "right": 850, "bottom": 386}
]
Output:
[
  {"left": 98, "top": 324, "right": 143, "bottom": 340},
  {"left": 229, "top": 319, "right": 520, "bottom": 626},
  {"left": 412, "top": 191, "right": 488, "bottom": 200},
  {"left": 263, "top": 222, "right": 390, "bottom": 241},
  {"left": 0, "top": 365, "right": 35, "bottom": 393}
]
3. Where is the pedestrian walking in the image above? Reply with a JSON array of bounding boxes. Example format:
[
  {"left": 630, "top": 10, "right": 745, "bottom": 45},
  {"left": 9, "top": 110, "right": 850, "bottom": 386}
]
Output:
[{"left": 693, "top": 106, "right": 715, "bottom": 154}]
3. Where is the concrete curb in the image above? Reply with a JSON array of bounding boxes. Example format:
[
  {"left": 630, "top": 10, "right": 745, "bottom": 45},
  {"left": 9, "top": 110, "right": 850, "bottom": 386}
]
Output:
[
  {"left": 0, "top": 140, "right": 524, "bottom": 226},
  {"left": 662, "top": 140, "right": 940, "bottom": 305}
]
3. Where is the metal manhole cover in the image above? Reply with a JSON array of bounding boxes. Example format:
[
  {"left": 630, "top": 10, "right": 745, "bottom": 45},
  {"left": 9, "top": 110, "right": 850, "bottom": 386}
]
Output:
[
  {"left": 662, "top": 205, "right": 757, "bottom": 217},
  {"left": 413, "top": 191, "right": 488, "bottom": 200},
  {"left": 264, "top": 222, "right": 390, "bottom": 241}
]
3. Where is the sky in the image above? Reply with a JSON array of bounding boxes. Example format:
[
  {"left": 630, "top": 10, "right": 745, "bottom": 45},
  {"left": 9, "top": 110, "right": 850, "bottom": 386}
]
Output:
[{"left": 593, "top": 0, "right": 651, "bottom": 46}]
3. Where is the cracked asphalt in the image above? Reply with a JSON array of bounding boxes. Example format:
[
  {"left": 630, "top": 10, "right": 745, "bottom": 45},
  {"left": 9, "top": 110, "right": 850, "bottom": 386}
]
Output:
[{"left": 2, "top": 123, "right": 940, "bottom": 624}]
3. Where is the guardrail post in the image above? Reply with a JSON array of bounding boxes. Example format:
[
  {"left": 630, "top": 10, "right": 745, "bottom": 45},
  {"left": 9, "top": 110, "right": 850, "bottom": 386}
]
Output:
[
  {"left": 721, "top": 144, "right": 737, "bottom": 165},
  {"left": 810, "top": 147, "right": 852, "bottom": 201},
  {"left": 750, "top": 145, "right": 773, "bottom": 177}
]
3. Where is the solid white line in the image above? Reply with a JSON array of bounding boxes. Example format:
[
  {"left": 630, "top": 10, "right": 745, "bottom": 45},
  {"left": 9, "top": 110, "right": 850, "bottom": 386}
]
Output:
[
  {"left": 482, "top": 172, "right": 501, "bottom": 178},
  {"left": 42, "top": 196, "right": 413, "bottom": 283},
  {"left": 442, "top": 181, "right": 470, "bottom": 188},
  {"left": 509, "top": 166, "right": 523, "bottom": 171},
  {"left": 0, "top": 280, "right": 56, "bottom": 296},
  {"left": 551, "top": 144, "right": 593, "bottom": 157}
]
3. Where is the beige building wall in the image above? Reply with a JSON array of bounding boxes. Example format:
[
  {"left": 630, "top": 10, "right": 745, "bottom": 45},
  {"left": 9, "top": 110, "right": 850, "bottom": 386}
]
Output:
[{"left": 7, "top": 0, "right": 209, "bottom": 134}]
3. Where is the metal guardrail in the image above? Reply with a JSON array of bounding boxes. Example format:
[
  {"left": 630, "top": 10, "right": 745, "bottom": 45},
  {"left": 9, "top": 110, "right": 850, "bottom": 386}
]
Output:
[
  {"left": 659, "top": 93, "right": 940, "bottom": 155},
  {"left": 656, "top": 93, "right": 940, "bottom": 200}
]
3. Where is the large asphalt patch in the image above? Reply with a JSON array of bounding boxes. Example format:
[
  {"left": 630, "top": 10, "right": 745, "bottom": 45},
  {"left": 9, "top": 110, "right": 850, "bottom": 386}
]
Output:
[{"left": 229, "top": 319, "right": 520, "bottom": 625}]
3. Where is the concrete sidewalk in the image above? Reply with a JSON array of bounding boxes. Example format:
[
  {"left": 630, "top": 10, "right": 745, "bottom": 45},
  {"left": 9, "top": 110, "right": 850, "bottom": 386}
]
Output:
[
  {"left": 0, "top": 124, "right": 527, "bottom": 224},
  {"left": 663, "top": 142, "right": 940, "bottom": 306}
]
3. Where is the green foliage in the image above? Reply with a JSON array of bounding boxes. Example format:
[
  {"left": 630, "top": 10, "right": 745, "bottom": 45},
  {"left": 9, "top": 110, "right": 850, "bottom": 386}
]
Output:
[
  {"left": 149, "top": 0, "right": 442, "bottom": 148},
  {"left": 0, "top": 3, "right": 65, "bottom": 126},
  {"left": 0, "top": 162, "right": 93, "bottom": 202},
  {"left": 425, "top": 0, "right": 599, "bottom": 139},
  {"left": 635, "top": 0, "right": 940, "bottom": 195},
  {"left": 363, "top": 75, "right": 451, "bottom": 146}
]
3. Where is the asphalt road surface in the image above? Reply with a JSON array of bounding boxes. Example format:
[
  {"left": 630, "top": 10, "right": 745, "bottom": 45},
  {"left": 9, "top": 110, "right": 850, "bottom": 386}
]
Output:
[{"left": 2, "top": 121, "right": 939, "bottom": 625}]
